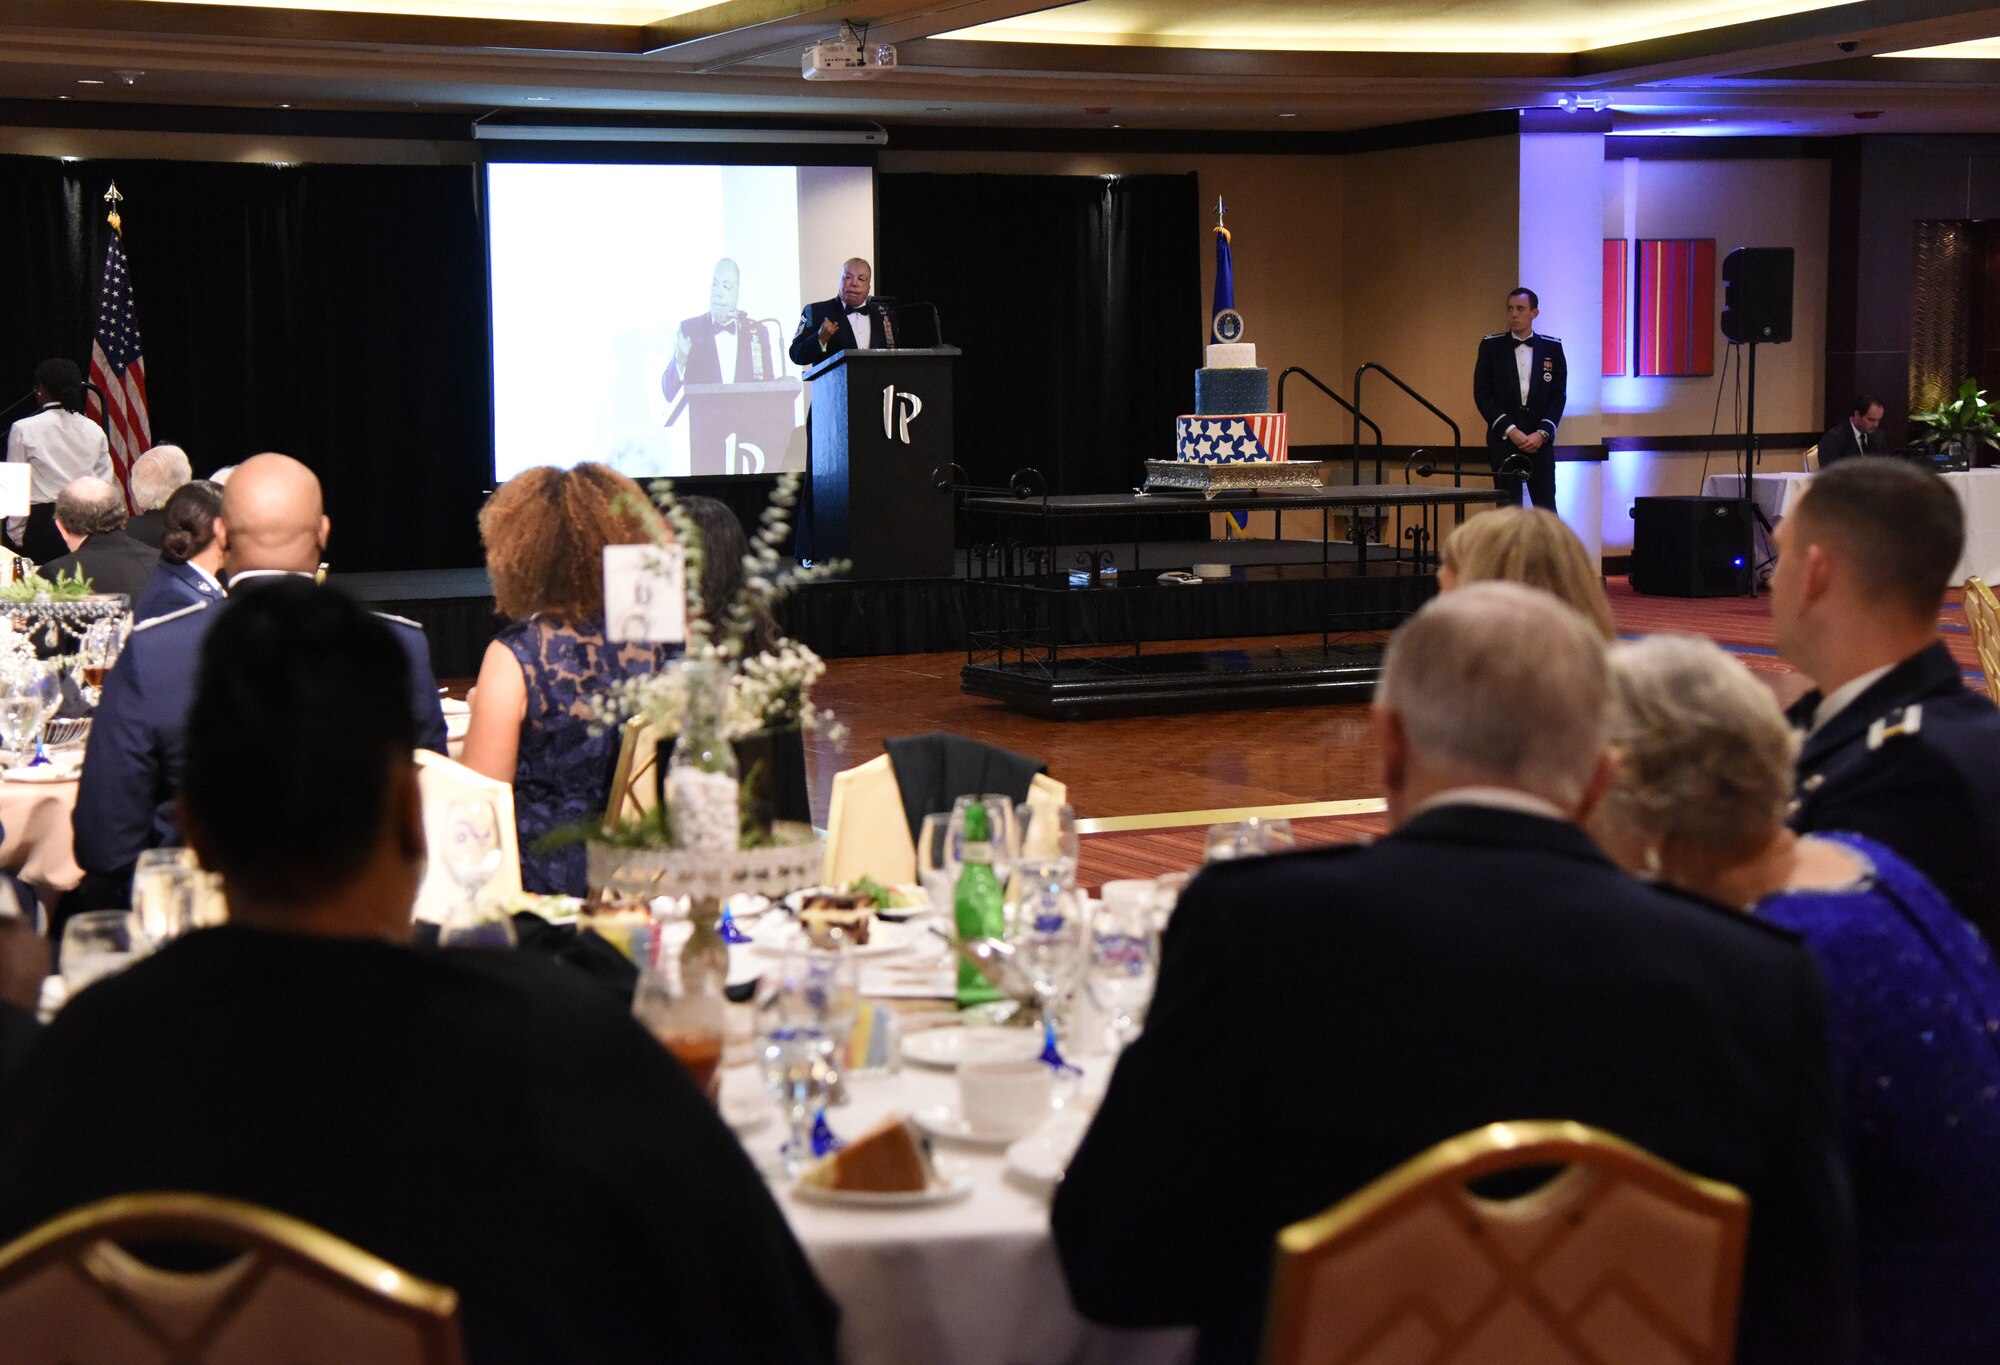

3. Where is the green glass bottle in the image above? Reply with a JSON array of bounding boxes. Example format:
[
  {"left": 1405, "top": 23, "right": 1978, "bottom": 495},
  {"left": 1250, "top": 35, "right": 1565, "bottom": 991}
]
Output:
[{"left": 953, "top": 800, "right": 1006, "bottom": 1008}]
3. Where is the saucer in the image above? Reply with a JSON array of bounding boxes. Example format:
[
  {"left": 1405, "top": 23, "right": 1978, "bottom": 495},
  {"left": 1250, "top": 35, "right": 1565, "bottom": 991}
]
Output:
[
  {"left": 792, "top": 1158, "right": 974, "bottom": 1208},
  {"left": 898, "top": 1026, "right": 1042, "bottom": 1071},
  {"left": 912, "top": 1102, "right": 1043, "bottom": 1148}
]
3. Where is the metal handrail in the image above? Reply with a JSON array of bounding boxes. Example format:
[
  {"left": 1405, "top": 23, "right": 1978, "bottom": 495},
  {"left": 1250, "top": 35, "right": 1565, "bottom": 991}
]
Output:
[
  {"left": 1352, "top": 363, "right": 1467, "bottom": 486},
  {"left": 1276, "top": 367, "right": 1385, "bottom": 449}
]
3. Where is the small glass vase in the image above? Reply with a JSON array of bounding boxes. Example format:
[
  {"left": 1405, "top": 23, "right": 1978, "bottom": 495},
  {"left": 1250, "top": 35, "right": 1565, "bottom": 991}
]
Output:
[{"left": 666, "top": 660, "right": 741, "bottom": 854}]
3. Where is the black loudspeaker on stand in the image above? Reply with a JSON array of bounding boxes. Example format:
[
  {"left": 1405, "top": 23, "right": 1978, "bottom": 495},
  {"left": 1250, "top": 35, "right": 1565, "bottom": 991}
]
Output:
[
  {"left": 1630, "top": 497, "right": 1753, "bottom": 596},
  {"left": 1705, "top": 246, "right": 1795, "bottom": 596}
]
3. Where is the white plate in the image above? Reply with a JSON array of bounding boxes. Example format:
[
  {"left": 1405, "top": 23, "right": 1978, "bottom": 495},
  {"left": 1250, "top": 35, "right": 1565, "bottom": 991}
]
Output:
[
  {"left": 913, "top": 1103, "right": 1043, "bottom": 1148},
  {"left": 899, "top": 1026, "right": 1042, "bottom": 1071},
  {"left": 784, "top": 884, "right": 929, "bottom": 917},
  {"left": 748, "top": 917, "right": 926, "bottom": 959},
  {"left": 792, "top": 1157, "right": 974, "bottom": 1208},
  {"left": 3, "top": 764, "right": 76, "bottom": 784},
  {"left": 1005, "top": 1115, "right": 1092, "bottom": 1193}
]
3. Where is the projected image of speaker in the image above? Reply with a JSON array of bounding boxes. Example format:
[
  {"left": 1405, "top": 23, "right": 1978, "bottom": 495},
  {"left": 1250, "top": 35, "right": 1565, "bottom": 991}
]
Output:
[
  {"left": 1630, "top": 496, "right": 1753, "bottom": 597},
  {"left": 1721, "top": 247, "right": 1794, "bottom": 344}
]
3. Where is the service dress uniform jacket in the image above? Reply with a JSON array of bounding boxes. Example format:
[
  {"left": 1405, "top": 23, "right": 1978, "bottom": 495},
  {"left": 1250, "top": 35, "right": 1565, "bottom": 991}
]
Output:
[
  {"left": 1787, "top": 641, "right": 2000, "bottom": 946},
  {"left": 787, "top": 296, "right": 891, "bottom": 369},
  {"left": 130, "top": 558, "right": 223, "bottom": 624},
  {"left": 1472, "top": 331, "right": 1567, "bottom": 510}
]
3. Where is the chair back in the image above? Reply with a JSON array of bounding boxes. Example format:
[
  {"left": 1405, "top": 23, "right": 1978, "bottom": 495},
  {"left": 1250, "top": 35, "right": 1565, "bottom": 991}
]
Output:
[
  {"left": 1801, "top": 442, "right": 1819, "bottom": 472},
  {"left": 1965, "top": 577, "right": 2000, "bottom": 706},
  {"left": 0, "top": 1192, "right": 464, "bottom": 1365},
  {"left": 1261, "top": 1120, "right": 1748, "bottom": 1365},
  {"left": 412, "top": 751, "right": 523, "bottom": 924},
  {"left": 606, "top": 717, "right": 664, "bottom": 827},
  {"left": 822, "top": 754, "right": 1066, "bottom": 885}
]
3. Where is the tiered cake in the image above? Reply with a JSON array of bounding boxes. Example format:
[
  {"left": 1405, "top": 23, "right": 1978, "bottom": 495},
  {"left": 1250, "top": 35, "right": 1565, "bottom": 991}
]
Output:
[{"left": 1173, "top": 342, "right": 1289, "bottom": 465}]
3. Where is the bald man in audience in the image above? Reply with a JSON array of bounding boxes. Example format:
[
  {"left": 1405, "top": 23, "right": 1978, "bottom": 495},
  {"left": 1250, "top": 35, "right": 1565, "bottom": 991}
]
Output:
[
  {"left": 125, "top": 443, "right": 193, "bottom": 549},
  {"left": 41, "top": 476, "right": 158, "bottom": 601},
  {"left": 1774, "top": 456, "right": 2000, "bottom": 945},
  {"left": 1054, "top": 584, "right": 1855, "bottom": 1365},
  {"left": 72, "top": 453, "right": 446, "bottom": 909}
]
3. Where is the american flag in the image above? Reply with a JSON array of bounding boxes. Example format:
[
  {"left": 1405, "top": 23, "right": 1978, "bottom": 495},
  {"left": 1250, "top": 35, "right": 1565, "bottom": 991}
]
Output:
[{"left": 86, "top": 229, "right": 150, "bottom": 512}]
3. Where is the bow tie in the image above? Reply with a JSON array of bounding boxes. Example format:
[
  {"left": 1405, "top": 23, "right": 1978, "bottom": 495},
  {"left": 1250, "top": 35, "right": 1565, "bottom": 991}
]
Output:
[
  {"left": 716, "top": 317, "right": 739, "bottom": 334},
  {"left": 1512, "top": 335, "right": 1534, "bottom": 348},
  {"left": 846, "top": 304, "right": 868, "bottom": 316}
]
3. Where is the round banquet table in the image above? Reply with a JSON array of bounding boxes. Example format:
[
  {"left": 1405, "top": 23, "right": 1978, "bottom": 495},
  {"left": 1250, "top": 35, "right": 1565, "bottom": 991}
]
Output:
[{"left": 0, "top": 768, "right": 82, "bottom": 903}]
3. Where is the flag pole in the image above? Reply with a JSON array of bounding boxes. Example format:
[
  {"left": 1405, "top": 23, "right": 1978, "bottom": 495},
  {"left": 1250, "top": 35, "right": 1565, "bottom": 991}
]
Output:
[{"left": 104, "top": 181, "right": 123, "bottom": 234}]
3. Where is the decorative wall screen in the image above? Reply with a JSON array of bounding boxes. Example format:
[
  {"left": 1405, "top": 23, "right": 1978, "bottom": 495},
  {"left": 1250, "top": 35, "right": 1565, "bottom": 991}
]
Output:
[
  {"left": 1635, "top": 238, "right": 1716, "bottom": 377},
  {"left": 1602, "top": 239, "right": 1629, "bottom": 377}
]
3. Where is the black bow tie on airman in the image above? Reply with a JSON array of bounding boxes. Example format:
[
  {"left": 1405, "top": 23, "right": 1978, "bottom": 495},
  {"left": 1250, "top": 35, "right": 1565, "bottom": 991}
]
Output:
[{"left": 1513, "top": 335, "right": 1534, "bottom": 347}]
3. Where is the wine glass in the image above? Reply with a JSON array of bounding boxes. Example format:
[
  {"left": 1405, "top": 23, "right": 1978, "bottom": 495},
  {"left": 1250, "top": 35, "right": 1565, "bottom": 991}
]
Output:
[
  {"left": 1015, "top": 800, "right": 1078, "bottom": 886},
  {"left": 915, "top": 812, "right": 960, "bottom": 918},
  {"left": 757, "top": 934, "right": 859, "bottom": 1176},
  {"left": 1087, "top": 893, "right": 1159, "bottom": 1051},
  {"left": 77, "top": 618, "right": 122, "bottom": 707},
  {"left": 131, "top": 848, "right": 200, "bottom": 945},
  {"left": 0, "top": 694, "right": 40, "bottom": 767},
  {"left": 60, "top": 910, "right": 147, "bottom": 997},
  {"left": 437, "top": 795, "right": 515, "bottom": 949},
  {"left": 1010, "top": 868, "right": 1086, "bottom": 1073}
]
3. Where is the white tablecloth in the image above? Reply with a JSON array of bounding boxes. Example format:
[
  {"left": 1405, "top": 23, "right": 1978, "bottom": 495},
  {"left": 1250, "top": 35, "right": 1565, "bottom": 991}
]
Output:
[
  {"left": 1701, "top": 468, "right": 2000, "bottom": 586},
  {"left": 0, "top": 770, "right": 81, "bottom": 901}
]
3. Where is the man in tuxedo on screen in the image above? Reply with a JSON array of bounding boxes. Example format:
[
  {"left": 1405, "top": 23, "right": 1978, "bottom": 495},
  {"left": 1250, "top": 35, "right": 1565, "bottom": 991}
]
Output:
[
  {"left": 1472, "top": 286, "right": 1568, "bottom": 512},
  {"left": 1816, "top": 397, "right": 1886, "bottom": 467},
  {"left": 659, "top": 256, "right": 775, "bottom": 421},
  {"left": 789, "top": 257, "right": 890, "bottom": 367}
]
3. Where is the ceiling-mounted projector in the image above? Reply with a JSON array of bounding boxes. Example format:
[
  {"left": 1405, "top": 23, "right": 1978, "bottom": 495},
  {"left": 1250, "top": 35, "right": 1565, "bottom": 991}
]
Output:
[{"left": 803, "top": 24, "right": 896, "bottom": 80}]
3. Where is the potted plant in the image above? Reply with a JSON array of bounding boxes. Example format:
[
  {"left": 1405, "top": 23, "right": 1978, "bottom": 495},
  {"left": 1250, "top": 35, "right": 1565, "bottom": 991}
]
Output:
[{"left": 1911, "top": 378, "right": 2000, "bottom": 468}]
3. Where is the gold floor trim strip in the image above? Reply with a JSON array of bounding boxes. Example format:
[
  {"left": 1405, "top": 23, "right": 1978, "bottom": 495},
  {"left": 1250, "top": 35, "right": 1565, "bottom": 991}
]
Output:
[{"left": 1078, "top": 797, "right": 1388, "bottom": 835}]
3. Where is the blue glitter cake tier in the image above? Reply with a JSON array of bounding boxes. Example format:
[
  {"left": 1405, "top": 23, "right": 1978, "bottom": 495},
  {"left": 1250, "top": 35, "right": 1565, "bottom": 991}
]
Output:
[{"left": 1194, "top": 366, "right": 1269, "bottom": 415}]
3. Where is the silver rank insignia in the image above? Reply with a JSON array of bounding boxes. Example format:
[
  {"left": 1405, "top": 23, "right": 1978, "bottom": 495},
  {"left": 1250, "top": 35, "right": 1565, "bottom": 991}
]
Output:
[{"left": 1866, "top": 705, "right": 1924, "bottom": 750}]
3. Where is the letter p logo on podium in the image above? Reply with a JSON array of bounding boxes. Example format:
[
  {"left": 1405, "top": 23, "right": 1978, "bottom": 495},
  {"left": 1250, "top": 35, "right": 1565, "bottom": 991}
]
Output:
[{"left": 882, "top": 384, "right": 923, "bottom": 443}]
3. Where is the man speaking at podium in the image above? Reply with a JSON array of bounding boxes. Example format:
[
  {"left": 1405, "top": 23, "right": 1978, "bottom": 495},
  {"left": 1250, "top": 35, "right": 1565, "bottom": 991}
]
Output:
[
  {"left": 660, "top": 257, "right": 773, "bottom": 420},
  {"left": 790, "top": 257, "right": 890, "bottom": 367}
]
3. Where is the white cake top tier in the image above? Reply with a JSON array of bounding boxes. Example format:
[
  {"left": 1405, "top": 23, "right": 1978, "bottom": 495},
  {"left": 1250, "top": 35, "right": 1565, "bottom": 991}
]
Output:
[{"left": 1204, "top": 343, "right": 1257, "bottom": 369}]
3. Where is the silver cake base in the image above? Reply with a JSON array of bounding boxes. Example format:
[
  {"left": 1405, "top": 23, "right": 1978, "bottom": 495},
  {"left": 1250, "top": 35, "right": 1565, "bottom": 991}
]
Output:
[{"left": 1142, "top": 460, "right": 1324, "bottom": 498}]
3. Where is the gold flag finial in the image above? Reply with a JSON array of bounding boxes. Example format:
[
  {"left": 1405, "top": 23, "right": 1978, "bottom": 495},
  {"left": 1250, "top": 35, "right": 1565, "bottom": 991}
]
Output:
[{"left": 103, "top": 181, "right": 123, "bottom": 234}]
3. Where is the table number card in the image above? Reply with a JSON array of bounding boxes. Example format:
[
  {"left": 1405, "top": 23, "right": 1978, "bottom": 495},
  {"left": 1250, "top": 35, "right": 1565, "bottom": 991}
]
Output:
[{"left": 604, "top": 544, "right": 687, "bottom": 643}]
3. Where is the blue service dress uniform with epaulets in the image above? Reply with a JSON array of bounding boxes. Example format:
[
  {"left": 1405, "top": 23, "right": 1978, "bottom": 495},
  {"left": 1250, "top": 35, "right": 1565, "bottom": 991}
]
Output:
[
  {"left": 72, "top": 578, "right": 449, "bottom": 904},
  {"left": 1472, "top": 330, "right": 1568, "bottom": 511},
  {"left": 1787, "top": 640, "right": 2000, "bottom": 947}
]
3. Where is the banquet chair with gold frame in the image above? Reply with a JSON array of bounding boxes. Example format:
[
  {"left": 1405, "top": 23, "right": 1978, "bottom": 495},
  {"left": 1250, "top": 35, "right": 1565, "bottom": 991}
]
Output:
[
  {"left": 606, "top": 716, "right": 664, "bottom": 827},
  {"left": 412, "top": 751, "right": 523, "bottom": 924},
  {"left": 1962, "top": 577, "right": 2000, "bottom": 706},
  {"left": 0, "top": 1192, "right": 465, "bottom": 1365},
  {"left": 1260, "top": 1120, "right": 1748, "bottom": 1365},
  {"left": 822, "top": 754, "right": 1067, "bottom": 886},
  {"left": 1801, "top": 442, "right": 1820, "bottom": 472}
]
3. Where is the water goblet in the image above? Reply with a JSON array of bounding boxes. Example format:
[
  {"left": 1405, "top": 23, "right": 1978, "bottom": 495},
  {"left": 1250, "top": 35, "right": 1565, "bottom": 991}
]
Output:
[
  {"left": 131, "top": 848, "right": 201, "bottom": 945},
  {"left": 757, "top": 933, "right": 859, "bottom": 1176},
  {"left": 1087, "top": 893, "right": 1159, "bottom": 1051},
  {"left": 915, "top": 812, "right": 960, "bottom": 917},
  {"left": 1010, "top": 869, "right": 1086, "bottom": 1073},
  {"left": 60, "top": 910, "right": 147, "bottom": 997},
  {"left": 0, "top": 695, "right": 40, "bottom": 767},
  {"left": 437, "top": 795, "right": 515, "bottom": 949},
  {"left": 1014, "top": 800, "right": 1078, "bottom": 893}
]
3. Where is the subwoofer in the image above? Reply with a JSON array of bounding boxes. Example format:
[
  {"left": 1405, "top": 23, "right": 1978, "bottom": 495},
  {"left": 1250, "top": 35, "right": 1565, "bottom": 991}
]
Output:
[
  {"left": 1721, "top": 247, "right": 1794, "bottom": 344},
  {"left": 1630, "top": 496, "right": 1752, "bottom": 597}
]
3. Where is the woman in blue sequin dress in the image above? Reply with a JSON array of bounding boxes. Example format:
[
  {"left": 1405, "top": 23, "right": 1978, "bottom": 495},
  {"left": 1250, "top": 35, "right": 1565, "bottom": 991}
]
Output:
[
  {"left": 462, "top": 464, "right": 678, "bottom": 896},
  {"left": 1592, "top": 634, "right": 2000, "bottom": 1364}
]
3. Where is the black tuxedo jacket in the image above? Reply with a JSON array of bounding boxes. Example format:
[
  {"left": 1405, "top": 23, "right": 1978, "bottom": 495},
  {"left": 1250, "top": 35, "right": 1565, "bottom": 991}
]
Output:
[
  {"left": 1053, "top": 804, "right": 1854, "bottom": 1365},
  {"left": 1786, "top": 641, "right": 2000, "bottom": 944},
  {"left": 787, "top": 296, "right": 889, "bottom": 368},
  {"left": 0, "top": 926, "right": 839, "bottom": 1365},
  {"left": 42, "top": 529, "right": 159, "bottom": 602},
  {"left": 1472, "top": 331, "right": 1568, "bottom": 458},
  {"left": 660, "top": 311, "right": 775, "bottom": 414},
  {"left": 1815, "top": 421, "right": 1882, "bottom": 467}
]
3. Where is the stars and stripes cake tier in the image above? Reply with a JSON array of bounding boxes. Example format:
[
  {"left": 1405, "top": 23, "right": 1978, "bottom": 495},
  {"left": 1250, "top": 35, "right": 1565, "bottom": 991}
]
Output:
[{"left": 1172, "top": 343, "right": 1288, "bottom": 464}]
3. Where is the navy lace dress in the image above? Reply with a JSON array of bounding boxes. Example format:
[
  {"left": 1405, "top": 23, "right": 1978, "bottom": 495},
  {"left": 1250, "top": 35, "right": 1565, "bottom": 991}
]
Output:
[
  {"left": 499, "top": 617, "right": 676, "bottom": 896},
  {"left": 1756, "top": 832, "right": 2000, "bottom": 1365}
]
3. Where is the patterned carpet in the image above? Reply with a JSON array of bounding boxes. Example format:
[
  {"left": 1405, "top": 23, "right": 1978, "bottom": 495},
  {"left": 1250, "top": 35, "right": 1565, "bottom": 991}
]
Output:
[{"left": 1073, "top": 576, "right": 1989, "bottom": 888}]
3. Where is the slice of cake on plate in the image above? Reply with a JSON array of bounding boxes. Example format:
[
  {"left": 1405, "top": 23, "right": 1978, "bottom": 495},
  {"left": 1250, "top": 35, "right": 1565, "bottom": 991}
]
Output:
[{"left": 798, "top": 1115, "right": 934, "bottom": 1193}]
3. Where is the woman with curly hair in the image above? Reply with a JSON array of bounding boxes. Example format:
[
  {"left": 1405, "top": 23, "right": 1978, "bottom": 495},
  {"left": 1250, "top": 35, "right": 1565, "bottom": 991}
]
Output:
[{"left": 462, "top": 464, "right": 678, "bottom": 895}]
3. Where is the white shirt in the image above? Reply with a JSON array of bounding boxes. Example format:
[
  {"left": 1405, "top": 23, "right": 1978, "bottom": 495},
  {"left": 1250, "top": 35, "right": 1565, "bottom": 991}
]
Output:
[
  {"left": 5, "top": 402, "right": 113, "bottom": 541},
  {"left": 188, "top": 561, "right": 223, "bottom": 594},
  {"left": 711, "top": 321, "right": 740, "bottom": 386},
  {"left": 1512, "top": 333, "right": 1534, "bottom": 405},
  {"left": 1411, "top": 785, "right": 1567, "bottom": 821},
  {"left": 1810, "top": 663, "right": 1896, "bottom": 734},
  {"left": 848, "top": 303, "right": 873, "bottom": 351}
]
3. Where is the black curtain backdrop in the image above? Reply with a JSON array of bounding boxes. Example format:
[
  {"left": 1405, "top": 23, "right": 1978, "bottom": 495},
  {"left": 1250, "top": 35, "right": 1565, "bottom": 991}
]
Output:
[
  {"left": 0, "top": 156, "right": 490, "bottom": 571},
  {"left": 878, "top": 173, "right": 1200, "bottom": 497}
]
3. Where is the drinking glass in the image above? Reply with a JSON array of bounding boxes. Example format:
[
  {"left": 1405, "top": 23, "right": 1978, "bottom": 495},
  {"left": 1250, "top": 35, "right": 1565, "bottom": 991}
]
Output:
[
  {"left": 1087, "top": 895, "right": 1159, "bottom": 1051},
  {"left": 757, "top": 934, "right": 859, "bottom": 1176},
  {"left": 18, "top": 666, "right": 61, "bottom": 766},
  {"left": 77, "top": 619, "right": 122, "bottom": 707},
  {"left": 633, "top": 967, "right": 725, "bottom": 1105},
  {"left": 0, "top": 695, "right": 40, "bottom": 767},
  {"left": 915, "top": 812, "right": 960, "bottom": 917},
  {"left": 60, "top": 910, "right": 146, "bottom": 996},
  {"left": 131, "top": 848, "right": 201, "bottom": 945},
  {"left": 437, "top": 795, "right": 515, "bottom": 949},
  {"left": 1010, "top": 869, "right": 1086, "bottom": 1073},
  {"left": 1204, "top": 816, "right": 1295, "bottom": 862},
  {"left": 1015, "top": 801, "right": 1079, "bottom": 886}
]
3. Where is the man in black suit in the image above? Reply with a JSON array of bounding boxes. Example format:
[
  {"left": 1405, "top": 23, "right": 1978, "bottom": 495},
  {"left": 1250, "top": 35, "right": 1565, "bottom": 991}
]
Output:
[
  {"left": 1, "top": 579, "right": 840, "bottom": 1365},
  {"left": 1054, "top": 582, "right": 1854, "bottom": 1365},
  {"left": 788, "top": 256, "right": 891, "bottom": 368},
  {"left": 41, "top": 475, "right": 158, "bottom": 600},
  {"left": 659, "top": 256, "right": 776, "bottom": 422},
  {"left": 1815, "top": 397, "right": 1885, "bottom": 468},
  {"left": 1774, "top": 456, "right": 2000, "bottom": 944},
  {"left": 1472, "top": 286, "right": 1568, "bottom": 511}
]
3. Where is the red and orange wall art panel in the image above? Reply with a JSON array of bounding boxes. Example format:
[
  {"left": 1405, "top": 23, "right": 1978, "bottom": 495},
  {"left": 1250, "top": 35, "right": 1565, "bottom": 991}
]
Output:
[
  {"left": 1634, "top": 238, "right": 1717, "bottom": 377},
  {"left": 1603, "top": 239, "right": 1629, "bottom": 377}
]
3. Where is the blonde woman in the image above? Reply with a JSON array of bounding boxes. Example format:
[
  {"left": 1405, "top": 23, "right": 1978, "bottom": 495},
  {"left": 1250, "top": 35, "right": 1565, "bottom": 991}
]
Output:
[{"left": 1438, "top": 506, "right": 1614, "bottom": 640}]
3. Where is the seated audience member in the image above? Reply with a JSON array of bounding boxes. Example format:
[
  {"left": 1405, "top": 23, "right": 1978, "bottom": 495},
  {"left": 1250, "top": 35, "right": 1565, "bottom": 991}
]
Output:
[
  {"left": 131, "top": 479, "right": 225, "bottom": 623},
  {"left": 0, "top": 581, "right": 839, "bottom": 1365},
  {"left": 1592, "top": 633, "right": 2000, "bottom": 1365},
  {"left": 1773, "top": 457, "right": 2000, "bottom": 944},
  {"left": 74, "top": 454, "right": 446, "bottom": 906},
  {"left": 125, "top": 444, "right": 193, "bottom": 549},
  {"left": 40, "top": 476, "right": 159, "bottom": 601},
  {"left": 462, "top": 465, "right": 677, "bottom": 896},
  {"left": 682, "top": 495, "right": 782, "bottom": 654},
  {"left": 1052, "top": 583, "right": 1855, "bottom": 1365},
  {"left": 1438, "top": 505, "right": 1615, "bottom": 639}
]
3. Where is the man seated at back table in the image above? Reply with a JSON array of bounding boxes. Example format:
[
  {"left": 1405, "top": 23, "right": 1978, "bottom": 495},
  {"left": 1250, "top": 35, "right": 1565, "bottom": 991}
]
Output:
[
  {"left": 1053, "top": 583, "right": 1855, "bottom": 1365},
  {"left": 0, "top": 579, "right": 839, "bottom": 1365},
  {"left": 72, "top": 452, "right": 447, "bottom": 910}
]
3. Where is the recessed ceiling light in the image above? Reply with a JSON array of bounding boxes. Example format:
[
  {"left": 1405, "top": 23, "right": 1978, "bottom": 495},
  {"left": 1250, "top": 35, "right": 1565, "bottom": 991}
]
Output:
[
  {"left": 278, "top": 103, "right": 292, "bottom": 108},
  {"left": 525, "top": 95, "right": 552, "bottom": 101},
  {"left": 1277, "top": 112, "right": 1298, "bottom": 118},
  {"left": 77, "top": 79, "right": 104, "bottom": 86},
  {"left": 56, "top": 94, "right": 69, "bottom": 100},
  {"left": 1698, "top": 117, "right": 1716, "bottom": 122}
]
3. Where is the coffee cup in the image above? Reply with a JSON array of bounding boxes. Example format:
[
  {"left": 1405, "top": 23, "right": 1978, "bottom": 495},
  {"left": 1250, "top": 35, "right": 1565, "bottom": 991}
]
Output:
[{"left": 959, "top": 1059, "right": 1054, "bottom": 1138}]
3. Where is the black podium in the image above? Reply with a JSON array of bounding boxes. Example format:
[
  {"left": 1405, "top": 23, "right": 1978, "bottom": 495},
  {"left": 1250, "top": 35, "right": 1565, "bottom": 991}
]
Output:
[
  {"left": 681, "top": 378, "right": 802, "bottom": 476},
  {"left": 804, "top": 346, "right": 959, "bottom": 579}
]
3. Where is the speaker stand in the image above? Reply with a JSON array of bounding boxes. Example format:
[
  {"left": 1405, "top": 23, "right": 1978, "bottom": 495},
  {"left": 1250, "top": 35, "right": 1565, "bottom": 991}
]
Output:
[{"left": 1734, "top": 340, "right": 1774, "bottom": 598}]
